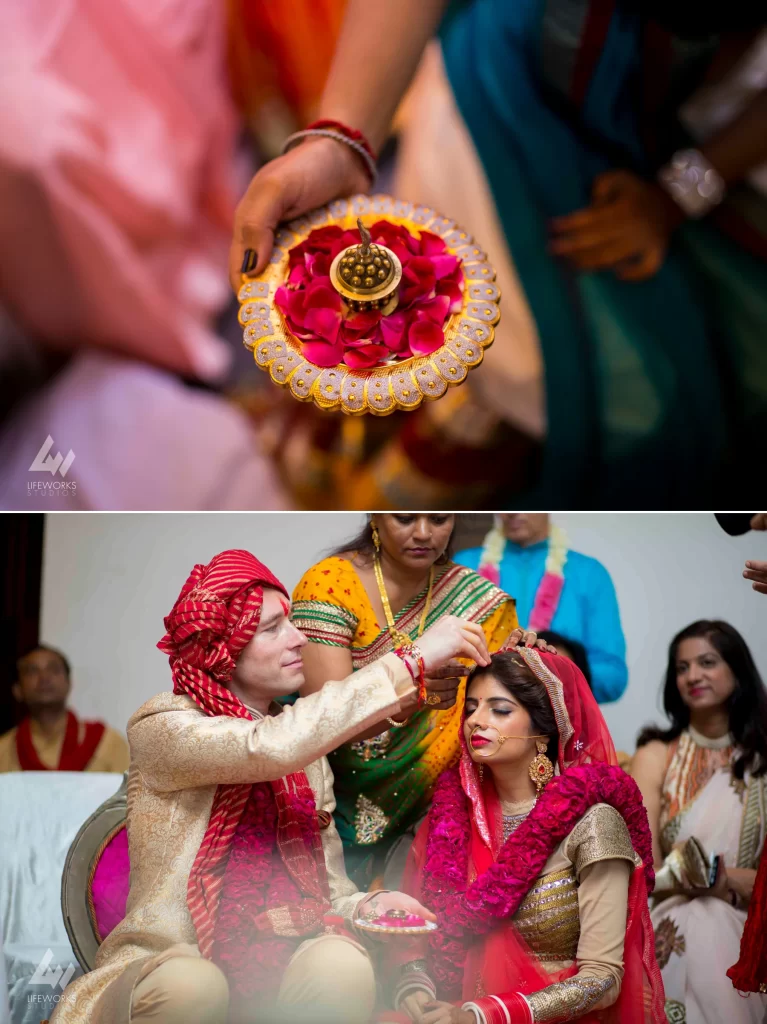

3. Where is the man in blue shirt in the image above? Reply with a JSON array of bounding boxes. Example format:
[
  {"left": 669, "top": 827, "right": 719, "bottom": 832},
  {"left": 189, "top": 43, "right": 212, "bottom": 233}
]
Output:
[{"left": 456, "top": 514, "right": 628, "bottom": 703}]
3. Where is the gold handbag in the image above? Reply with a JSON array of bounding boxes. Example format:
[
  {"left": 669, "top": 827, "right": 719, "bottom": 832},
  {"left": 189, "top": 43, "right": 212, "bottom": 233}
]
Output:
[
  {"left": 680, "top": 837, "right": 712, "bottom": 889},
  {"left": 656, "top": 836, "right": 713, "bottom": 893}
]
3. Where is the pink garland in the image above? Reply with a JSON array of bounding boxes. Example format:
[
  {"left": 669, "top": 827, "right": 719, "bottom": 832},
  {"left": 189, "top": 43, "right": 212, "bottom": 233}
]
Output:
[
  {"left": 420, "top": 763, "right": 654, "bottom": 999},
  {"left": 213, "top": 785, "right": 330, "bottom": 1002},
  {"left": 528, "top": 572, "right": 564, "bottom": 632}
]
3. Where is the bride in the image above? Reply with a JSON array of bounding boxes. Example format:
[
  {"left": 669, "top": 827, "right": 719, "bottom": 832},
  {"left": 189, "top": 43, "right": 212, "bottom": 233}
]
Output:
[{"left": 393, "top": 646, "right": 665, "bottom": 1023}]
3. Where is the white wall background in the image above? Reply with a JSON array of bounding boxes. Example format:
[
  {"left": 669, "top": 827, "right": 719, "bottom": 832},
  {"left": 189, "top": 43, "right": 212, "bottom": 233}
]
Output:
[{"left": 40, "top": 513, "right": 766, "bottom": 753}]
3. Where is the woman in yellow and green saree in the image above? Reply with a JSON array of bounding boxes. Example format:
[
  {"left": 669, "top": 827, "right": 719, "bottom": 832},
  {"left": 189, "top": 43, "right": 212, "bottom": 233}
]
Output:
[{"left": 291, "top": 514, "right": 540, "bottom": 886}]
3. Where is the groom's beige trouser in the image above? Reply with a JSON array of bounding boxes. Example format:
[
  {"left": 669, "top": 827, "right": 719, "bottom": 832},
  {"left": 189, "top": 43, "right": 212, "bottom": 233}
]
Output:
[{"left": 129, "top": 935, "right": 375, "bottom": 1024}]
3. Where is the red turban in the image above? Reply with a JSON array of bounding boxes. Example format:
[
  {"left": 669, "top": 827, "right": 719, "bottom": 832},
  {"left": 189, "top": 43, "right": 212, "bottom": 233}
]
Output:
[
  {"left": 158, "top": 548, "right": 288, "bottom": 708},
  {"left": 157, "top": 550, "right": 329, "bottom": 959}
]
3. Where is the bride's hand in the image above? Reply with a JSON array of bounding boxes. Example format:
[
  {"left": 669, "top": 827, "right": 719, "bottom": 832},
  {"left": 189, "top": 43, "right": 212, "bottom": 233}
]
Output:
[
  {"left": 418, "top": 616, "right": 491, "bottom": 674},
  {"left": 505, "top": 627, "right": 557, "bottom": 654},
  {"left": 421, "top": 1001, "right": 474, "bottom": 1024}
]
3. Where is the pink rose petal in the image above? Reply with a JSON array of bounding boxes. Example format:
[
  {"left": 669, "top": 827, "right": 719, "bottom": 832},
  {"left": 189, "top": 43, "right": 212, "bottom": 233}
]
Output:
[
  {"left": 344, "top": 309, "right": 382, "bottom": 338},
  {"left": 305, "top": 306, "right": 342, "bottom": 345},
  {"left": 418, "top": 295, "right": 450, "bottom": 327},
  {"left": 305, "top": 279, "right": 341, "bottom": 311},
  {"left": 302, "top": 339, "right": 345, "bottom": 367},
  {"left": 431, "top": 254, "right": 460, "bottom": 280},
  {"left": 436, "top": 279, "right": 464, "bottom": 314},
  {"left": 401, "top": 257, "right": 437, "bottom": 306},
  {"left": 409, "top": 316, "right": 444, "bottom": 357},
  {"left": 274, "top": 284, "right": 292, "bottom": 314},
  {"left": 379, "top": 310, "right": 410, "bottom": 353},
  {"left": 343, "top": 344, "right": 390, "bottom": 369},
  {"left": 286, "top": 288, "right": 308, "bottom": 326},
  {"left": 306, "top": 251, "right": 332, "bottom": 278},
  {"left": 288, "top": 264, "right": 310, "bottom": 288},
  {"left": 419, "top": 231, "right": 448, "bottom": 257}
]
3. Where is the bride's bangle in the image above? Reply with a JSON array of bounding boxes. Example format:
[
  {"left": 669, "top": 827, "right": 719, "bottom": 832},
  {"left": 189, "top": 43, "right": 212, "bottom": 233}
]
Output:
[{"left": 386, "top": 716, "right": 409, "bottom": 729}]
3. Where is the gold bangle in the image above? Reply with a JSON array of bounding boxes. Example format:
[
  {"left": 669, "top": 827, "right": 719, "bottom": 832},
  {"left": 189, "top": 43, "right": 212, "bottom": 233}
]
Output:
[{"left": 386, "top": 716, "right": 409, "bottom": 728}]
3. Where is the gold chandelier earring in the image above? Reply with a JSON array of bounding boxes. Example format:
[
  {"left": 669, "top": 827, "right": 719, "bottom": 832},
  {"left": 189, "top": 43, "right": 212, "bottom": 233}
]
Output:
[
  {"left": 370, "top": 518, "right": 381, "bottom": 553},
  {"left": 529, "top": 740, "right": 554, "bottom": 793}
]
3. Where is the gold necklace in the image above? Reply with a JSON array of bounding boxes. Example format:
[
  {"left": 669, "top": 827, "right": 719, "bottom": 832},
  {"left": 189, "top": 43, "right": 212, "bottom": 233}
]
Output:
[{"left": 373, "top": 554, "right": 435, "bottom": 649}]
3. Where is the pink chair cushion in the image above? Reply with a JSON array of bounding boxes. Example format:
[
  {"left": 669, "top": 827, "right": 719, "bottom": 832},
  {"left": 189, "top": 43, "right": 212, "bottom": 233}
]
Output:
[{"left": 90, "top": 825, "right": 130, "bottom": 941}]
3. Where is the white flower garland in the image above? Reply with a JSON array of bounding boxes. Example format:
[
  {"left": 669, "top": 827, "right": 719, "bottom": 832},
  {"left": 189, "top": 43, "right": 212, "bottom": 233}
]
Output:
[{"left": 478, "top": 520, "right": 569, "bottom": 628}]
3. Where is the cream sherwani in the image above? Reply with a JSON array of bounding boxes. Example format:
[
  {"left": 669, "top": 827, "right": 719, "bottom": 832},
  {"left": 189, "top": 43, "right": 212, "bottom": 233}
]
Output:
[{"left": 51, "top": 653, "right": 413, "bottom": 1024}]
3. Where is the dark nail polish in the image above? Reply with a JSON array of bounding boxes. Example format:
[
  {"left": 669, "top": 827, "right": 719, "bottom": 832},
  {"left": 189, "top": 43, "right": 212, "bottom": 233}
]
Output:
[{"left": 241, "top": 249, "right": 256, "bottom": 274}]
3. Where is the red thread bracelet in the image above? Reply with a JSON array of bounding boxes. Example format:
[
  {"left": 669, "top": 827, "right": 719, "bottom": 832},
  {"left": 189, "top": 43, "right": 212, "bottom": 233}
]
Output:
[
  {"left": 305, "top": 119, "right": 378, "bottom": 162},
  {"left": 394, "top": 645, "right": 427, "bottom": 707}
]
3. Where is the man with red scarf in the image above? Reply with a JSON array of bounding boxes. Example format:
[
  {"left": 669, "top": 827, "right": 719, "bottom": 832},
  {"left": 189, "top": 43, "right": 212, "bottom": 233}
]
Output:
[
  {"left": 0, "top": 645, "right": 129, "bottom": 773},
  {"left": 49, "top": 549, "right": 494, "bottom": 1024}
]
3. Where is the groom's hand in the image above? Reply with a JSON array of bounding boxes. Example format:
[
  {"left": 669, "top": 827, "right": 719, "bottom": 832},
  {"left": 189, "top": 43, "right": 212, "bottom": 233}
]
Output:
[{"left": 419, "top": 616, "right": 491, "bottom": 673}]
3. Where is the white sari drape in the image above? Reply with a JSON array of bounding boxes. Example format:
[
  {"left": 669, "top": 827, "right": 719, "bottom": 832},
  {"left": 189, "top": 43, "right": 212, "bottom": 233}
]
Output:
[{"left": 650, "top": 730, "right": 767, "bottom": 1024}]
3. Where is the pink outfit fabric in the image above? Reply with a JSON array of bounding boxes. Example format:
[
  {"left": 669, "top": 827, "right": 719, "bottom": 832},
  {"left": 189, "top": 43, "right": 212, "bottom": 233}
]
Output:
[
  {"left": 0, "top": 352, "right": 289, "bottom": 509},
  {"left": 90, "top": 825, "right": 130, "bottom": 942},
  {"left": 0, "top": 0, "right": 237, "bottom": 380}
]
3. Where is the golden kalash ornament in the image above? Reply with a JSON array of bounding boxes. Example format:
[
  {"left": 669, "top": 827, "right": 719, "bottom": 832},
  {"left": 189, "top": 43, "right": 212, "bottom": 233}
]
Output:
[
  {"left": 238, "top": 193, "right": 500, "bottom": 416},
  {"left": 330, "top": 218, "right": 402, "bottom": 314}
]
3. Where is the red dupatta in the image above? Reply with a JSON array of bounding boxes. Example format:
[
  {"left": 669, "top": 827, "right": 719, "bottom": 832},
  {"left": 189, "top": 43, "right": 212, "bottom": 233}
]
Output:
[
  {"left": 15, "top": 711, "right": 105, "bottom": 771},
  {"left": 404, "top": 648, "right": 666, "bottom": 1022}
]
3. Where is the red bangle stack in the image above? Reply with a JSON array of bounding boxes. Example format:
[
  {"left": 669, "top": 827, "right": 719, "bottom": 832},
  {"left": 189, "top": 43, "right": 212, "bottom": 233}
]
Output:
[
  {"left": 394, "top": 644, "right": 427, "bottom": 707},
  {"left": 305, "top": 119, "right": 378, "bottom": 162},
  {"left": 465, "top": 992, "right": 533, "bottom": 1024}
]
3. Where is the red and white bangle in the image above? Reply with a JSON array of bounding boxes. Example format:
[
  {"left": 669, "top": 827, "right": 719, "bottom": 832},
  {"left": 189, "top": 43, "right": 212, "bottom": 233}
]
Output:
[
  {"left": 281, "top": 118, "right": 377, "bottom": 184},
  {"left": 462, "top": 993, "right": 533, "bottom": 1024}
]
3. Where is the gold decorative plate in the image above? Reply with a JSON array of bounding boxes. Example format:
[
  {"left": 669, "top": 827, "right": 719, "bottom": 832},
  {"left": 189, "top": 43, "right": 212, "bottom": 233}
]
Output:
[{"left": 238, "top": 193, "right": 500, "bottom": 416}]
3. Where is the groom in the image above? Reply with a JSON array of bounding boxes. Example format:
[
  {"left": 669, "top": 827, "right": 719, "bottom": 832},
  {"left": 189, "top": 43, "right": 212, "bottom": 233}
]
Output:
[{"left": 51, "top": 549, "right": 490, "bottom": 1024}]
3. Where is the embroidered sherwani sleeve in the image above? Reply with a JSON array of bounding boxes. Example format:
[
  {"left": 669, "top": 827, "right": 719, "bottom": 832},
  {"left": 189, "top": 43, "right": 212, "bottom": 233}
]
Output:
[
  {"left": 131, "top": 653, "right": 414, "bottom": 790},
  {"left": 526, "top": 805, "right": 635, "bottom": 1021},
  {"left": 318, "top": 756, "right": 364, "bottom": 921}
]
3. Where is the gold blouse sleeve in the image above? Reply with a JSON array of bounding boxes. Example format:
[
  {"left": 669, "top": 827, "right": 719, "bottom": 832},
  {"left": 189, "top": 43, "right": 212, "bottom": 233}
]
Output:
[
  {"left": 526, "top": 806, "right": 636, "bottom": 1021},
  {"left": 564, "top": 803, "right": 637, "bottom": 879},
  {"left": 130, "top": 653, "right": 413, "bottom": 792}
]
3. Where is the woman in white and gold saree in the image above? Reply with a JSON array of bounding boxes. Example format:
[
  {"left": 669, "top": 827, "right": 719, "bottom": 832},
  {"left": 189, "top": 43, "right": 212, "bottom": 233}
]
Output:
[{"left": 632, "top": 620, "right": 767, "bottom": 1024}]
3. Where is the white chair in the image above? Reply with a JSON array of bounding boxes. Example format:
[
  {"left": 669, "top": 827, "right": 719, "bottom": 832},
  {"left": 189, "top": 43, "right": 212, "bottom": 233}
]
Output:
[{"left": 0, "top": 773, "right": 124, "bottom": 1024}]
